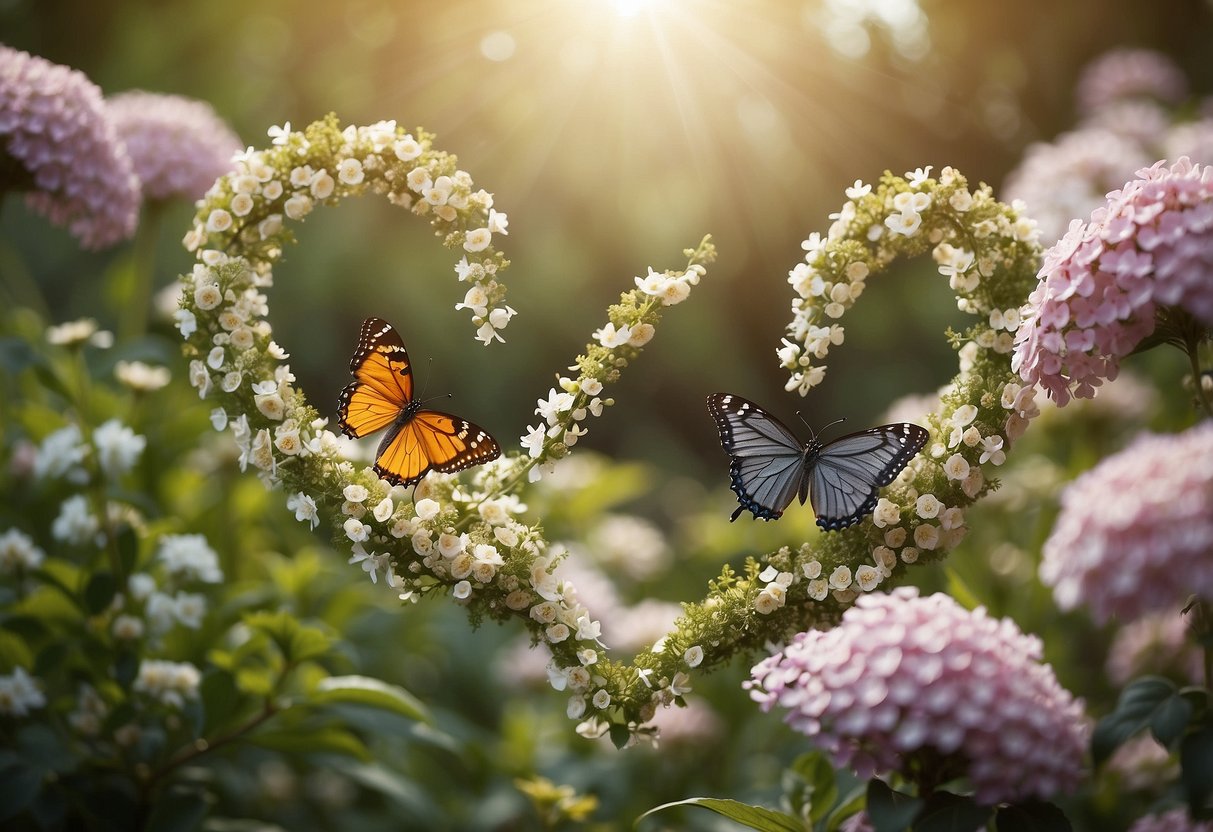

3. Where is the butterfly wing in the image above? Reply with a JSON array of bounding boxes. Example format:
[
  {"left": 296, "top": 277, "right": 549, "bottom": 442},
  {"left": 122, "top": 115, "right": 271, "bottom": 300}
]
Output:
[
  {"left": 809, "top": 423, "right": 929, "bottom": 531},
  {"left": 372, "top": 409, "right": 501, "bottom": 487},
  {"left": 338, "top": 318, "right": 414, "bottom": 439},
  {"left": 706, "top": 393, "right": 809, "bottom": 522}
]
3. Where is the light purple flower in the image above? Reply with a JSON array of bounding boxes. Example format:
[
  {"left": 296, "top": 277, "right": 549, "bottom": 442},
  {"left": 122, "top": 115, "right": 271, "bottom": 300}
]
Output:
[
  {"left": 1128, "top": 808, "right": 1213, "bottom": 832},
  {"left": 1077, "top": 49, "right": 1188, "bottom": 117},
  {"left": 0, "top": 45, "right": 139, "bottom": 248},
  {"left": 747, "top": 587, "right": 1087, "bottom": 805},
  {"left": 1002, "top": 128, "right": 1153, "bottom": 245},
  {"left": 1040, "top": 422, "right": 1213, "bottom": 623},
  {"left": 107, "top": 90, "right": 240, "bottom": 202},
  {"left": 1013, "top": 158, "right": 1213, "bottom": 405}
]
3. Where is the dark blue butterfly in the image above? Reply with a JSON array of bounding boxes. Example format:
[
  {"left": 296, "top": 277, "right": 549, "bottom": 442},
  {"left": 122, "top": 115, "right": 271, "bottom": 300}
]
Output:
[{"left": 707, "top": 392, "right": 929, "bottom": 530}]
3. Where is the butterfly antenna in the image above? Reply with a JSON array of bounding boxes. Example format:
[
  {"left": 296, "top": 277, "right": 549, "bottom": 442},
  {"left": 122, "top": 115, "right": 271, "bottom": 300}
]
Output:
[
  {"left": 416, "top": 359, "right": 454, "bottom": 407},
  {"left": 795, "top": 411, "right": 846, "bottom": 442}
]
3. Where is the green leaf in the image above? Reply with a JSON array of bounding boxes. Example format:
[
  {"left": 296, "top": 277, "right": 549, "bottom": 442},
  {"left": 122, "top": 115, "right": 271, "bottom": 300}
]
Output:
[
  {"left": 1153, "top": 691, "right": 1195, "bottom": 748},
  {"left": 824, "top": 785, "right": 868, "bottom": 832},
  {"left": 84, "top": 571, "right": 117, "bottom": 614},
  {"left": 244, "top": 610, "right": 333, "bottom": 664},
  {"left": 866, "top": 779, "right": 922, "bottom": 832},
  {"left": 17, "top": 724, "right": 75, "bottom": 774},
  {"left": 915, "top": 792, "right": 992, "bottom": 832},
  {"left": 786, "top": 751, "right": 838, "bottom": 824},
  {"left": 199, "top": 670, "right": 244, "bottom": 734},
  {"left": 609, "top": 722, "right": 631, "bottom": 750},
  {"left": 1092, "top": 676, "right": 1179, "bottom": 766},
  {"left": 310, "top": 675, "right": 429, "bottom": 723},
  {"left": 0, "top": 763, "right": 43, "bottom": 821},
  {"left": 1181, "top": 726, "right": 1213, "bottom": 813},
  {"left": 943, "top": 566, "right": 982, "bottom": 611},
  {"left": 994, "top": 800, "right": 1072, "bottom": 832},
  {"left": 637, "top": 797, "right": 805, "bottom": 831},
  {"left": 143, "top": 786, "right": 212, "bottom": 832},
  {"left": 247, "top": 726, "right": 370, "bottom": 761},
  {"left": 116, "top": 526, "right": 139, "bottom": 576}
]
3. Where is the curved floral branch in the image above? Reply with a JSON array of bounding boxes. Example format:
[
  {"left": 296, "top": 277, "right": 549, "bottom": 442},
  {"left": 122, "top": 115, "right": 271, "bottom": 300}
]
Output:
[{"left": 177, "top": 123, "right": 1046, "bottom": 742}]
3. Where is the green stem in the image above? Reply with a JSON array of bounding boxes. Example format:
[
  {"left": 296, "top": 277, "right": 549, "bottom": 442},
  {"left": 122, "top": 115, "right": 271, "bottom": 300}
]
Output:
[
  {"left": 121, "top": 201, "right": 164, "bottom": 341},
  {"left": 1186, "top": 335, "right": 1212, "bottom": 419}
]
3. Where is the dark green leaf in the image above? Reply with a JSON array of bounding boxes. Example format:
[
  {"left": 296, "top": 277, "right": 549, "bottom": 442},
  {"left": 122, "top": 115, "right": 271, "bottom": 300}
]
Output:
[
  {"left": 116, "top": 526, "right": 140, "bottom": 575},
  {"left": 1181, "top": 726, "right": 1213, "bottom": 814},
  {"left": 1, "top": 614, "right": 48, "bottom": 641},
  {"left": 310, "top": 675, "right": 429, "bottom": 723},
  {"left": 0, "top": 763, "right": 43, "bottom": 821},
  {"left": 144, "top": 786, "right": 212, "bottom": 832},
  {"left": 637, "top": 797, "right": 805, "bottom": 831},
  {"left": 32, "top": 363, "right": 72, "bottom": 400},
  {"left": 916, "top": 792, "right": 991, "bottom": 832},
  {"left": 786, "top": 751, "right": 838, "bottom": 824},
  {"left": 114, "top": 648, "right": 140, "bottom": 688},
  {"left": 1092, "top": 676, "right": 1179, "bottom": 766},
  {"left": 17, "top": 724, "right": 74, "bottom": 774},
  {"left": 34, "top": 642, "right": 69, "bottom": 678},
  {"left": 1153, "top": 692, "right": 1195, "bottom": 748},
  {"left": 994, "top": 800, "right": 1072, "bottom": 832},
  {"left": 247, "top": 727, "right": 370, "bottom": 761},
  {"left": 84, "top": 571, "right": 117, "bottom": 614},
  {"left": 866, "top": 779, "right": 922, "bottom": 832},
  {"left": 199, "top": 670, "right": 243, "bottom": 734},
  {"left": 609, "top": 722, "right": 631, "bottom": 750}
]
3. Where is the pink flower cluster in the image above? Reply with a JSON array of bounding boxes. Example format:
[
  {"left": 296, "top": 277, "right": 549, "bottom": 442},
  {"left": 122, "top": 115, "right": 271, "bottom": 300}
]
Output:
[
  {"left": 0, "top": 46, "right": 139, "bottom": 248},
  {"left": 1040, "top": 421, "right": 1213, "bottom": 624},
  {"left": 1076, "top": 49, "right": 1188, "bottom": 116},
  {"left": 1013, "top": 158, "right": 1213, "bottom": 405},
  {"left": 1129, "top": 808, "right": 1213, "bottom": 832},
  {"left": 108, "top": 91, "right": 240, "bottom": 202},
  {"left": 748, "top": 587, "right": 1087, "bottom": 805}
]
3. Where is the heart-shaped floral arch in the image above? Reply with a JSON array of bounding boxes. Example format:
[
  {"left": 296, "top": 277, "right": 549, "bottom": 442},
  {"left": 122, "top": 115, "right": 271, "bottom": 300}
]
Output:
[{"left": 177, "top": 117, "right": 1043, "bottom": 744}]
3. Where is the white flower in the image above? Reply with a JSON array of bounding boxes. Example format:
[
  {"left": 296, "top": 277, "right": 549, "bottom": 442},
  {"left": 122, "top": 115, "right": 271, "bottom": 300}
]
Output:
[
  {"left": 188, "top": 359, "right": 212, "bottom": 399},
  {"left": 872, "top": 498, "right": 901, "bottom": 528},
  {"left": 133, "top": 660, "right": 201, "bottom": 709},
  {"left": 52, "top": 495, "right": 98, "bottom": 545},
  {"left": 343, "top": 484, "right": 369, "bottom": 503},
  {"left": 127, "top": 573, "right": 156, "bottom": 601},
  {"left": 394, "top": 136, "right": 422, "bottom": 161},
  {"left": 885, "top": 210, "right": 922, "bottom": 237},
  {"left": 463, "top": 228, "right": 492, "bottom": 252},
  {"left": 112, "top": 615, "right": 144, "bottom": 640},
  {"left": 979, "top": 435, "right": 1006, "bottom": 465},
  {"left": 34, "top": 424, "right": 88, "bottom": 481},
  {"left": 173, "top": 592, "right": 207, "bottom": 628},
  {"left": 521, "top": 424, "right": 546, "bottom": 458},
  {"left": 0, "top": 529, "right": 45, "bottom": 573},
  {"left": 344, "top": 518, "right": 371, "bottom": 542},
  {"left": 337, "top": 158, "right": 365, "bottom": 185},
  {"left": 93, "top": 419, "right": 145, "bottom": 479},
  {"left": 592, "top": 322, "right": 632, "bottom": 348},
  {"left": 487, "top": 209, "right": 509, "bottom": 234},
  {"left": 175, "top": 308, "right": 197, "bottom": 338},
  {"left": 157, "top": 534, "right": 223, "bottom": 583},
  {"left": 415, "top": 498, "right": 440, "bottom": 520},
  {"left": 287, "top": 492, "right": 319, "bottom": 529},
  {"left": 576, "top": 616, "right": 602, "bottom": 642},
  {"left": 855, "top": 564, "right": 882, "bottom": 591},
  {"left": 205, "top": 209, "right": 232, "bottom": 233},
  {"left": 268, "top": 122, "right": 292, "bottom": 145},
  {"left": 452, "top": 580, "right": 472, "bottom": 599},
  {"left": 372, "top": 497, "right": 394, "bottom": 523},
  {"left": 914, "top": 523, "right": 939, "bottom": 550},
  {"left": 915, "top": 493, "right": 941, "bottom": 519},
  {"left": 536, "top": 389, "right": 575, "bottom": 425},
  {"left": 348, "top": 543, "right": 388, "bottom": 583},
  {"left": 114, "top": 360, "right": 170, "bottom": 392},
  {"left": 944, "top": 453, "right": 971, "bottom": 481},
  {"left": 0, "top": 667, "right": 46, "bottom": 717},
  {"left": 828, "top": 565, "right": 853, "bottom": 589},
  {"left": 684, "top": 646, "right": 704, "bottom": 667},
  {"left": 284, "top": 194, "right": 312, "bottom": 220},
  {"left": 669, "top": 672, "right": 692, "bottom": 697},
  {"left": 592, "top": 689, "right": 611, "bottom": 710},
  {"left": 846, "top": 179, "right": 871, "bottom": 199},
  {"left": 628, "top": 323, "right": 655, "bottom": 347}
]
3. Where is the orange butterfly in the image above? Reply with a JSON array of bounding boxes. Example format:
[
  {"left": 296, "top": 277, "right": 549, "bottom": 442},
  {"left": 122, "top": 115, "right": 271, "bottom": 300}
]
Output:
[{"left": 337, "top": 318, "right": 501, "bottom": 487}]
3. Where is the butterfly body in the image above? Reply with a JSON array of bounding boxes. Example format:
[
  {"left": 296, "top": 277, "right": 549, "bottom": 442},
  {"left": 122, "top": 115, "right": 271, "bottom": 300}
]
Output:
[
  {"left": 707, "top": 392, "right": 928, "bottom": 530},
  {"left": 338, "top": 318, "right": 501, "bottom": 488}
]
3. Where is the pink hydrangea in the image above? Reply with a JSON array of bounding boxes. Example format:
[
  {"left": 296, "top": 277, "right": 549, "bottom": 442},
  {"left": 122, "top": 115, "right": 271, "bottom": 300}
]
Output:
[
  {"left": 1002, "top": 128, "right": 1153, "bottom": 245},
  {"left": 1129, "top": 808, "right": 1213, "bottom": 832},
  {"left": 1040, "top": 422, "right": 1213, "bottom": 623},
  {"left": 107, "top": 91, "right": 240, "bottom": 202},
  {"left": 1013, "top": 158, "right": 1213, "bottom": 405},
  {"left": 1077, "top": 49, "right": 1188, "bottom": 117},
  {"left": 0, "top": 46, "right": 139, "bottom": 248},
  {"left": 747, "top": 587, "right": 1087, "bottom": 806},
  {"left": 1106, "top": 612, "right": 1204, "bottom": 686}
]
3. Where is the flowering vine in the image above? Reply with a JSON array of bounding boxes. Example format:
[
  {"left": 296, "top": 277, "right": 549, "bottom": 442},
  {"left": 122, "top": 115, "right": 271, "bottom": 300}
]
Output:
[{"left": 177, "top": 125, "right": 1045, "bottom": 742}]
